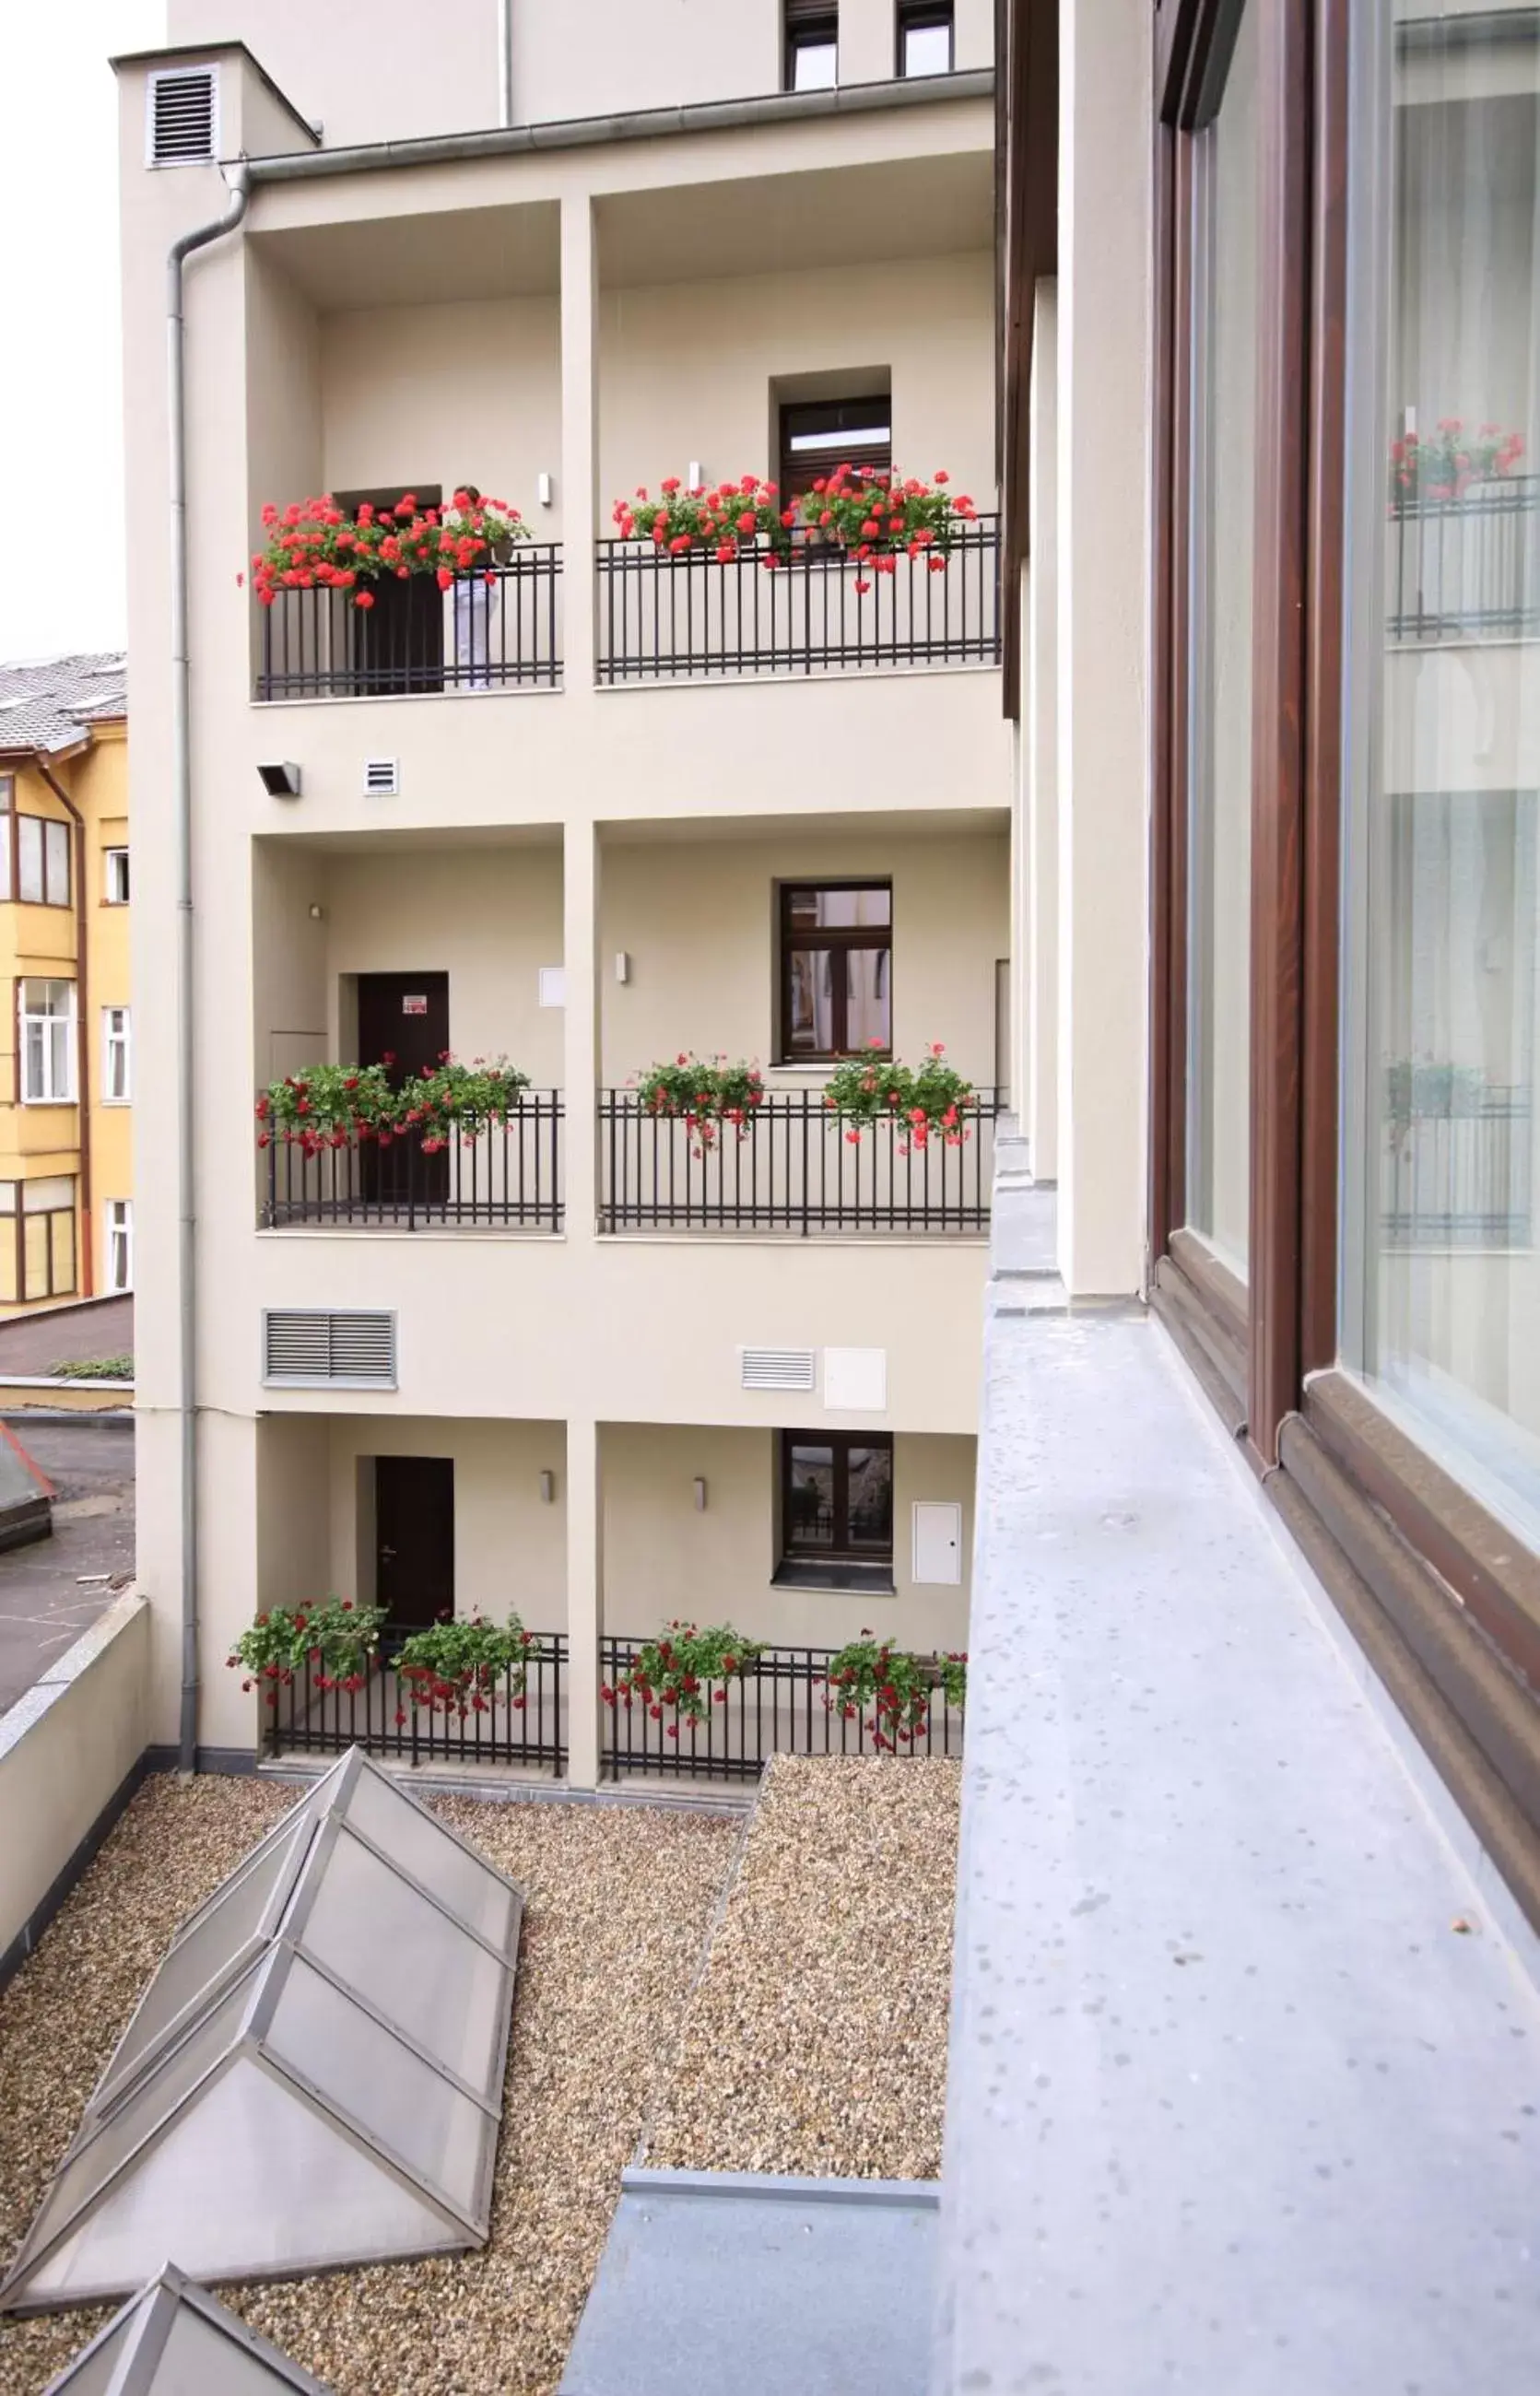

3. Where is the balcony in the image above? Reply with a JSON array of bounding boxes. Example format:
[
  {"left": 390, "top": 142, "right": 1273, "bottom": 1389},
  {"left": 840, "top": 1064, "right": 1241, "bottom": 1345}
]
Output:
[
  {"left": 1387, "top": 476, "right": 1540, "bottom": 643},
  {"left": 255, "top": 549, "right": 564, "bottom": 700},
  {"left": 596, "top": 515, "right": 1000, "bottom": 683},
  {"left": 262, "top": 1096, "right": 565, "bottom": 1231},
  {"left": 1382, "top": 1084, "right": 1533, "bottom": 1249},
  {"left": 598, "top": 1089, "right": 999, "bottom": 1234}
]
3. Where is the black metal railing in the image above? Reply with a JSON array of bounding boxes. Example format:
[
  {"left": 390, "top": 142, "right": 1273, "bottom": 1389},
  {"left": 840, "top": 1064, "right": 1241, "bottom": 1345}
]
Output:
[
  {"left": 598, "top": 1089, "right": 998, "bottom": 1233},
  {"left": 596, "top": 516, "right": 1001, "bottom": 682},
  {"left": 601, "top": 1639, "right": 965, "bottom": 1782},
  {"left": 1382, "top": 1090, "right": 1533, "bottom": 1248},
  {"left": 1388, "top": 477, "right": 1540, "bottom": 642},
  {"left": 264, "top": 1631, "right": 568, "bottom": 1774},
  {"left": 262, "top": 1096, "right": 564, "bottom": 1230},
  {"left": 256, "top": 549, "right": 563, "bottom": 698}
]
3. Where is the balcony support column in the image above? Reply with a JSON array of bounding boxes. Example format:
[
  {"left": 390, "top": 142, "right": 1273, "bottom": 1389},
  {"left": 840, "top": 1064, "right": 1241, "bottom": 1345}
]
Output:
[
  {"left": 560, "top": 192, "right": 598, "bottom": 692},
  {"left": 565, "top": 1415, "right": 604, "bottom": 1790}
]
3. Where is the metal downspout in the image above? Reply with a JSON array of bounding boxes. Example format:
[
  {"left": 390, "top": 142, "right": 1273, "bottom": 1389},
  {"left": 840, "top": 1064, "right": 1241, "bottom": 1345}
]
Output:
[
  {"left": 499, "top": 0, "right": 514, "bottom": 126},
  {"left": 169, "top": 163, "right": 250, "bottom": 1776},
  {"left": 33, "top": 759, "right": 94, "bottom": 1298}
]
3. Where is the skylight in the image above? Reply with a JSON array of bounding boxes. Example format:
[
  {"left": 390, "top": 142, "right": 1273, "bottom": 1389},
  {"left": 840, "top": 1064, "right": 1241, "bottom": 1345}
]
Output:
[
  {"left": 42, "top": 2261, "right": 335, "bottom": 2393},
  {"left": 1, "top": 1749, "right": 523, "bottom": 2315}
]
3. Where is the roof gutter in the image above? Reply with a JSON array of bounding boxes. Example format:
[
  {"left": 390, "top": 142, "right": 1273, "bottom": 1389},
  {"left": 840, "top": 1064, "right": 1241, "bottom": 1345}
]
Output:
[
  {"left": 168, "top": 162, "right": 251, "bottom": 1776},
  {"left": 238, "top": 68, "right": 993, "bottom": 185}
]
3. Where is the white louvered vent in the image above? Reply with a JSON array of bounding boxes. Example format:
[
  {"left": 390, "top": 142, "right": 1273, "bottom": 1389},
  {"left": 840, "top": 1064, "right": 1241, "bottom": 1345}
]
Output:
[
  {"left": 740, "top": 1346, "right": 817, "bottom": 1393},
  {"left": 362, "top": 758, "right": 401, "bottom": 795},
  {"left": 263, "top": 1310, "right": 396, "bottom": 1388},
  {"left": 147, "top": 68, "right": 217, "bottom": 166}
]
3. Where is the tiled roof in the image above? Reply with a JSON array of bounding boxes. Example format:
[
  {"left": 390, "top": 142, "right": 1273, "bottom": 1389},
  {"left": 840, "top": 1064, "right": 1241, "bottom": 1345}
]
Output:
[{"left": 0, "top": 652, "right": 127, "bottom": 759}]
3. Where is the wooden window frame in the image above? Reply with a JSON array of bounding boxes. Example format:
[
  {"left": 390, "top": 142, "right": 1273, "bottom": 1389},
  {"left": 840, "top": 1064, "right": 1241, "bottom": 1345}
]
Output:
[
  {"left": 4, "top": 1177, "right": 79, "bottom": 1302},
  {"left": 783, "top": 0, "right": 838, "bottom": 91},
  {"left": 103, "top": 848, "right": 131, "bottom": 906},
  {"left": 776, "top": 879, "right": 893, "bottom": 1064},
  {"left": 0, "top": 804, "right": 73, "bottom": 909},
  {"left": 780, "top": 1429, "right": 895, "bottom": 1565},
  {"left": 897, "top": 1, "right": 954, "bottom": 78},
  {"left": 1146, "top": 0, "right": 1540, "bottom": 1926},
  {"left": 777, "top": 395, "right": 893, "bottom": 504}
]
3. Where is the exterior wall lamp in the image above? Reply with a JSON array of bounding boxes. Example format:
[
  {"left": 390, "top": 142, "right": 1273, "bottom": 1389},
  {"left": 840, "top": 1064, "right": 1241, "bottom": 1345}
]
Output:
[{"left": 257, "top": 761, "right": 301, "bottom": 797}]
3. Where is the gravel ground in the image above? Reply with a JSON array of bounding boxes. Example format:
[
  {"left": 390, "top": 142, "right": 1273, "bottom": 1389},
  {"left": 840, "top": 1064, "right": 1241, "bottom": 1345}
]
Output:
[
  {"left": 0, "top": 1775, "right": 737, "bottom": 2396},
  {"left": 644, "top": 1754, "right": 962, "bottom": 2181}
]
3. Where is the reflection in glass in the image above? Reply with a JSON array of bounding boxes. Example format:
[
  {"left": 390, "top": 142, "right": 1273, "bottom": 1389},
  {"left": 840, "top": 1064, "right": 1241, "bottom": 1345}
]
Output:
[
  {"left": 1185, "top": 0, "right": 1259, "bottom": 1277},
  {"left": 847, "top": 1446, "right": 895, "bottom": 1552},
  {"left": 1346, "top": 2, "right": 1540, "bottom": 1544},
  {"left": 787, "top": 1444, "right": 835, "bottom": 1548}
]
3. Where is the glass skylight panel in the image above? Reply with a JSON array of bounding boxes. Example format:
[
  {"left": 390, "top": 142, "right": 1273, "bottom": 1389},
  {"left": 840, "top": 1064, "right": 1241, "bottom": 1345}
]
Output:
[
  {"left": 2, "top": 1749, "right": 523, "bottom": 2315},
  {"left": 43, "top": 2264, "right": 336, "bottom": 2394}
]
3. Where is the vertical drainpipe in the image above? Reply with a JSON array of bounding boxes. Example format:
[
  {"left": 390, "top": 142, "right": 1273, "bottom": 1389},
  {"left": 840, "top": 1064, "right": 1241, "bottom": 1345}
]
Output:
[
  {"left": 32, "top": 759, "right": 94, "bottom": 1298},
  {"left": 169, "top": 163, "right": 251, "bottom": 1775},
  {"left": 499, "top": 0, "right": 514, "bottom": 125}
]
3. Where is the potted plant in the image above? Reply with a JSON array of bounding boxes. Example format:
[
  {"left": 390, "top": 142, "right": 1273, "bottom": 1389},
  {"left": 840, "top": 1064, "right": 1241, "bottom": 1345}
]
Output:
[
  {"left": 608, "top": 467, "right": 979, "bottom": 592},
  {"left": 256, "top": 1054, "right": 530, "bottom": 1155},
  {"left": 634, "top": 1054, "right": 765, "bottom": 1152},
  {"left": 391, "top": 1610, "right": 534, "bottom": 1725},
  {"left": 227, "top": 1598, "right": 389, "bottom": 1712},
  {"left": 823, "top": 1040, "right": 975, "bottom": 1152},
  {"left": 1389, "top": 423, "right": 1525, "bottom": 507},
  {"left": 246, "top": 488, "right": 530, "bottom": 609},
  {"left": 603, "top": 1620, "right": 763, "bottom": 1740},
  {"left": 823, "top": 1632, "right": 967, "bottom": 1752}
]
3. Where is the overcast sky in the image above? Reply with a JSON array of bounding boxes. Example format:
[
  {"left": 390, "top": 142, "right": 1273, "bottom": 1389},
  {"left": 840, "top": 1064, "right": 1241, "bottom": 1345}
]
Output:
[{"left": 0, "top": 2, "right": 166, "bottom": 662}]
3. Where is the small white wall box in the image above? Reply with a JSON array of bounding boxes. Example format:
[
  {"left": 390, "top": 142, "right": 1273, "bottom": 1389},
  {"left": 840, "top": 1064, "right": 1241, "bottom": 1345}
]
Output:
[
  {"left": 538, "top": 472, "right": 554, "bottom": 507},
  {"left": 823, "top": 1346, "right": 888, "bottom": 1411},
  {"left": 615, "top": 951, "right": 630, "bottom": 984},
  {"left": 912, "top": 1501, "right": 963, "bottom": 1586},
  {"left": 538, "top": 966, "right": 567, "bottom": 1008}
]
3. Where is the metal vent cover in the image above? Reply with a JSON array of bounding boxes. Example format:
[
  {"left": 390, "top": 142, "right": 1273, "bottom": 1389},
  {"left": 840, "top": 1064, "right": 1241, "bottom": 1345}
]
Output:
[
  {"left": 362, "top": 758, "right": 400, "bottom": 795},
  {"left": 740, "top": 1346, "right": 817, "bottom": 1392},
  {"left": 147, "top": 67, "right": 217, "bottom": 165},
  {"left": 263, "top": 1310, "right": 396, "bottom": 1389}
]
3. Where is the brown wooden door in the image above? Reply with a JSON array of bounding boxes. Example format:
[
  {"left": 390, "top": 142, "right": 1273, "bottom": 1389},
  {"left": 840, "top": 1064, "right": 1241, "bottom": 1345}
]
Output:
[
  {"left": 358, "top": 971, "right": 450, "bottom": 1209},
  {"left": 375, "top": 1455, "right": 454, "bottom": 1632}
]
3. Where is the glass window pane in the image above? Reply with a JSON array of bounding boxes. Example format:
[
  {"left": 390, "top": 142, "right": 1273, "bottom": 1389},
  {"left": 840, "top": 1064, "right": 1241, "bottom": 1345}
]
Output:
[
  {"left": 786, "top": 945, "right": 836, "bottom": 1054},
  {"left": 1344, "top": 4, "right": 1540, "bottom": 1546},
  {"left": 298, "top": 1827, "right": 508, "bottom": 2096},
  {"left": 46, "top": 2307, "right": 136, "bottom": 2394},
  {"left": 1184, "top": 1, "right": 1259, "bottom": 1278},
  {"left": 344, "top": 1768, "right": 516, "bottom": 1950},
  {"left": 787, "top": 885, "right": 890, "bottom": 928},
  {"left": 847, "top": 1445, "right": 894, "bottom": 1554},
  {"left": 22, "top": 1214, "right": 48, "bottom": 1298},
  {"left": 155, "top": 2301, "right": 308, "bottom": 2396},
  {"left": 19, "top": 2057, "right": 458, "bottom": 2305},
  {"left": 51, "top": 1207, "right": 76, "bottom": 1295},
  {"left": 18, "top": 816, "right": 42, "bottom": 903},
  {"left": 267, "top": 1956, "right": 488, "bottom": 2216},
  {"left": 45, "top": 817, "right": 69, "bottom": 904},
  {"left": 792, "top": 37, "right": 837, "bottom": 89},
  {"left": 903, "top": 21, "right": 951, "bottom": 76},
  {"left": 100, "top": 1821, "right": 305, "bottom": 2103},
  {"left": 846, "top": 947, "right": 891, "bottom": 1051},
  {"left": 787, "top": 1443, "right": 835, "bottom": 1547},
  {"left": 23, "top": 1176, "right": 74, "bottom": 1212}
]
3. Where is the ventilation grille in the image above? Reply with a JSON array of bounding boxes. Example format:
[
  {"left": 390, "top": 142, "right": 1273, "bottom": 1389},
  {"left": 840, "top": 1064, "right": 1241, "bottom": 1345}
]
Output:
[
  {"left": 740, "top": 1346, "right": 817, "bottom": 1392},
  {"left": 148, "top": 68, "right": 217, "bottom": 165},
  {"left": 362, "top": 758, "right": 400, "bottom": 795},
  {"left": 264, "top": 1310, "right": 396, "bottom": 1388}
]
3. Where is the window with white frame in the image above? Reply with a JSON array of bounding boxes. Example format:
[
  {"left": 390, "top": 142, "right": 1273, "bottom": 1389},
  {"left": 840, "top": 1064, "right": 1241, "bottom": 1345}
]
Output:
[
  {"left": 102, "top": 1006, "right": 132, "bottom": 1103},
  {"left": 106, "top": 1199, "right": 133, "bottom": 1294},
  {"left": 104, "top": 848, "right": 130, "bottom": 905},
  {"left": 19, "top": 981, "right": 76, "bottom": 1103}
]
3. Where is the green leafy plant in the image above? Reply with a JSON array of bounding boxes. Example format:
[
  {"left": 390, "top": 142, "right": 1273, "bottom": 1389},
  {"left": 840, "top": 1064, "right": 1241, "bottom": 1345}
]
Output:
[
  {"left": 249, "top": 489, "right": 530, "bottom": 609},
  {"left": 824, "top": 1041, "right": 976, "bottom": 1153},
  {"left": 255, "top": 1055, "right": 529, "bottom": 1157},
  {"left": 394, "top": 1610, "right": 534, "bottom": 1723},
  {"left": 634, "top": 1054, "right": 766, "bottom": 1152},
  {"left": 51, "top": 1355, "right": 133, "bottom": 1380},
  {"left": 823, "top": 1633, "right": 968, "bottom": 1751},
  {"left": 227, "top": 1599, "right": 388, "bottom": 1710},
  {"left": 609, "top": 467, "right": 980, "bottom": 596},
  {"left": 612, "top": 476, "right": 796, "bottom": 561},
  {"left": 603, "top": 1621, "right": 764, "bottom": 1734}
]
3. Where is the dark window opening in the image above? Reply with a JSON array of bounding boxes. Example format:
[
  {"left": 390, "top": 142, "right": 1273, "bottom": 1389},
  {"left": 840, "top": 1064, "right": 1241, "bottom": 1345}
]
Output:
[
  {"left": 779, "top": 881, "right": 892, "bottom": 1062},
  {"left": 781, "top": 1431, "right": 895, "bottom": 1569},
  {"left": 778, "top": 394, "right": 893, "bottom": 502},
  {"left": 785, "top": 0, "right": 838, "bottom": 91},
  {"left": 898, "top": 1, "right": 953, "bottom": 76}
]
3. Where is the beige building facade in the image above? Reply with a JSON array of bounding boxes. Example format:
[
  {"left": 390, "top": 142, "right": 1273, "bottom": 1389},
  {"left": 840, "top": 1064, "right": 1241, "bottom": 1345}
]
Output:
[{"left": 116, "top": 9, "right": 1036, "bottom": 1782}]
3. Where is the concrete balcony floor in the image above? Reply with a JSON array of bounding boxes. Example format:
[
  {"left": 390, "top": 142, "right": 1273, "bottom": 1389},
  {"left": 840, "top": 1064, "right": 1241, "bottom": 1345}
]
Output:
[{"left": 933, "top": 1226, "right": 1540, "bottom": 2390}]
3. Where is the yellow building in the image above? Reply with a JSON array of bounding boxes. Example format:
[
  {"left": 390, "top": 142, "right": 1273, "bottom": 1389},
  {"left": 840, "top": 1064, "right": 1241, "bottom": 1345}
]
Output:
[{"left": 0, "top": 655, "right": 131, "bottom": 1312}]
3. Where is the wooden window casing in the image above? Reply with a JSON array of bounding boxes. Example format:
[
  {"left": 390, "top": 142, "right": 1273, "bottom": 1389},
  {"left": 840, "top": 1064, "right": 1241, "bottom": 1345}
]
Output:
[
  {"left": 784, "top": 0, "right": 838, "bottom": 91},
  {"left": 781, "top": 1430, "right": 895, "bottom": 1565},
  {"left": 777, "top": 880, "right": 893, "bottom": 1063}
]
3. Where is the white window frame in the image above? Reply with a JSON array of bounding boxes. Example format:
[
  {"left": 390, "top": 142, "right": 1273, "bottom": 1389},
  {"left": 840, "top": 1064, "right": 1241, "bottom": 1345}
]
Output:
[
  {"left": 104, "top": 848, "right": 131, "bottom": 905},
  {"left": 106, "top": 1200, "right": 133, "bottom": 1294},
  {"left": 19, "top": 980, "right": 77, "bottom": 1105},
  {"left": 102, "top": 1005, "right": 132, "bottom": 1105}
]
